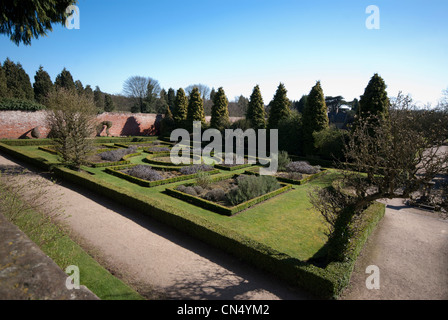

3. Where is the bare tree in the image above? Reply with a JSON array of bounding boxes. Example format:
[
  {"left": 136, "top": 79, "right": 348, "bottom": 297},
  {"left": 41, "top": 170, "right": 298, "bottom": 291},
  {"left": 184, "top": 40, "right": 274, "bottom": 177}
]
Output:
[
  {"left": 310, "top": 92, "right": 448, "bottom": 261},
  {"left": 185, "top": 84, "right": 211, "bottom": 100},
  {"left": 46, "top": 88, "right": 97, "bottom": 170},
  {"left": 123, "top": 76, "right": 161, "bottom": 113}
]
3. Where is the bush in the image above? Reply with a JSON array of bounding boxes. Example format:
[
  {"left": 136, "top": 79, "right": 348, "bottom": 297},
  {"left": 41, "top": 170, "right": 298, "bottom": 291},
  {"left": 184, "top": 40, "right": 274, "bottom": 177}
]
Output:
[
  {"left": 278, "top": 151, "right": 291, "bottom": 172},
  {"left": 196, "top": 171, "right": 211, "bottom": 188},
  {"left": 179, "top": 164, "right": 214, "bottom": 175},
  {"left": 147, "top": 146, "right": 170, "bottom": 153},
  {"left": 99, "top": 146, "right": 137, "bottom": 162},
  {"left": 0, "top": 98, "right": 46, "bottom": 111},
  {"left": 313, "top": 126, "right": 348, "bottom": 161},
  {"left": 203, "top": 188, "right": 226, "bottom": 202},
  {"left": 226, "top": 175, "right": 280, "bottom": 206},
  {"left": 127, "top": 165, "right": 163, "bottom": 182},
  {"left": 286, "top": 161, "right": 319, "bottom": 175}
]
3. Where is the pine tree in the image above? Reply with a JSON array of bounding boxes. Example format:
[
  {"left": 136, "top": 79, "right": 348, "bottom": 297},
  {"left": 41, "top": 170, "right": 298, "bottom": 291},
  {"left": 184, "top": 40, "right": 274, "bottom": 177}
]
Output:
[
  {"left": 94, "top": 86, "right": 105, "bottom": 111},
  {"left": 84, "top": 85, "right": 94, "bottom": 101},
  {"left": 267, "top": 83, "right": 291, "bottom": 129},
  {"left": 174, "top": 88, "right": 188, "bottom": 127},
  {"left": 246, "top": 85, "right": 266, "bottom": 130},
  {"left": 302, "top": 81, "right": 329, "bottom": 154},
  {"left": 55, "top": 68, "right": 76, "bottom": 91},
  {"left": 104, "top": 94, "right": 115, "bottom": 112},
  {"left": 167, "top": 88, "right": 176, "bottom": 115},
  {"left": 33, "top": 66, "right": 53, "bottom": 104},
  {"left": 210, "top": 87, "right": 230, "bottom": 131},
  {"left": 2, "top": 58, "right": 33, "bottom": 100},
  {"left": 187, "top": 87, "right": 206, "bottom": 129},
  {"left": 358, "top": 73, "right": 390, "bottom": 123},
  {"left": 0, "top": 63, "right": 8, "bottom": 98},
  {"left": 75, "top": 80, "right": 84, "bottom": 95}
]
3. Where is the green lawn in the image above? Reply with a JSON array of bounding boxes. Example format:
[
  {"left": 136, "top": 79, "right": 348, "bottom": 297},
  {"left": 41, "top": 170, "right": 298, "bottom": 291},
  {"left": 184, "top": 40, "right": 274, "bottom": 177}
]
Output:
[{"left": 30, "top": 145, "right": 336, "bottom": 262}]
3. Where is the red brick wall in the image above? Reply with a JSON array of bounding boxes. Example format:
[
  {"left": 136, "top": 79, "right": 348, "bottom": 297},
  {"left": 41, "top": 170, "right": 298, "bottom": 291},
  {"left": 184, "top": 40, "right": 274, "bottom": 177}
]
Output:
[{"left": 0, "top": 111, "right": 162, "bottom": 139}]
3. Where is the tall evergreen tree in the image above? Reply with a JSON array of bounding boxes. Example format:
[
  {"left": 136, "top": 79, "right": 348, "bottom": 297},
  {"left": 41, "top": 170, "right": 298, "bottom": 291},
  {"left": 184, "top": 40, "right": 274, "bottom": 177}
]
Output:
[
  {"left": 54, "top": 68, "right": 76, "bottom": 91},
  {"left": 210, "top": 87, "right": 230, "bottom": 131},
  {"left": 302, "top": 81, "right": 329, "bottom": 154},
  {"left": 174, "top": 88, "right": 188, "bottom": 127},
  {"left": 0, "top": 62, "right": 8, "bottom": 98},
  {"left": 2, "top": 58, "right": 33, "bottom": 100},
  {"left": 94, "top": 86, "right": 104, "bottom": 111},
  {"left": 187, "top": 87, "right": 206, "bottom": 129},
  {"left": 84, "top": 85, "right": 94, "bottom": 100},
  {"left": 74, "top": 80, "right": 84, "bottom": 95},
  {"left": 246, "top": 85, "right": 266, "bottom": 130},
  {"left": 167, "top": 88, "right": 176, "bottom": 115},
  {"left": 267, "top": 83, "right": 291, "bottom": 129},
  {"left": 358, "top": 73, "right": 390, "bottom": 123},
  {"left": 104, "top": 94, "right": 115, "bottom": 112},
  {"left": 33, "top": 66, "right": 53, "bottom": 104}
]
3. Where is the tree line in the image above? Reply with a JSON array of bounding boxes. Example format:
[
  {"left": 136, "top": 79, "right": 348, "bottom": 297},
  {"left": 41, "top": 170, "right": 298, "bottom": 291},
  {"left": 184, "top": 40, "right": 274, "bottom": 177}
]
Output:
[{"left": 0, "top": 58, "right": 115, "bottom": 113}]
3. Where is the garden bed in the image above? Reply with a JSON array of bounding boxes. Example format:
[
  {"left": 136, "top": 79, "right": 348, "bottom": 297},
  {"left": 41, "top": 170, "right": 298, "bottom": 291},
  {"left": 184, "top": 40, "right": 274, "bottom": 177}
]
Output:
[
  {"left": 105, "top": 164, "right": 220, "bottom": 188},
  {"left": 246, "top": 167, "right": 328, "bottom": 185},
  {"left": 166, "top": 174, "right": 292, "bottom": 216}
]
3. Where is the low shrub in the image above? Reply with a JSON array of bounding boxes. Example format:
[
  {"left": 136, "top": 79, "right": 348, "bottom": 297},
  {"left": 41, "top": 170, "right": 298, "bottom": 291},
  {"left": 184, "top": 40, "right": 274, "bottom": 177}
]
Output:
[
  {"left": 127, "top": 165, "right": 163, "bottom": 182},
  {"left": 99, "top": 146, "right": 138, "bottom": 162},
  {"left": 147, "top": 146, "right": 171, "bottom": 153},
  {"left": 195, "top": 171, "right": 212, "bottom": 189},
  {"left": 286, "top": 161, "right": 320, "bottom": 175},
  {"left": 278, "top": 151, "right": 291, "bottom": 172},
  {"left": 179, "top": 164, "right": 214, "bottom": 175},
  {"left": 203, "top": 188, "right": 226, "bottom": 202}
]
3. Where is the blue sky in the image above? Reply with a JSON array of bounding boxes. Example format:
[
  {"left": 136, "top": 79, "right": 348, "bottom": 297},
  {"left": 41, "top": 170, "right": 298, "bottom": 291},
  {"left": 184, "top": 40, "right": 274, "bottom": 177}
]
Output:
[{"left": 0, "top": 0, "right": 447, "bottom": 105}]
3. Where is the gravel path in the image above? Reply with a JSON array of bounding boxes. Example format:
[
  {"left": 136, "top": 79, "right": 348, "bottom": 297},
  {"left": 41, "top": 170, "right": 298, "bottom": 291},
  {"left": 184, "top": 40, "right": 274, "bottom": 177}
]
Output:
[{"left": 340, "top": 198, "right": 448, "bottom": 300}]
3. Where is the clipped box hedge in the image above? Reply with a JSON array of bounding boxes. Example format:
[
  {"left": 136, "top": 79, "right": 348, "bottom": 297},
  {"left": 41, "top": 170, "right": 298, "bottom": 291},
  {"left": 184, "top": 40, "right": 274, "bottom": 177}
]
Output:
[
  {"left": 165, "top": 174, "right": 293, "bottom": 216},
  {"left": 105, "top": 164, "right": 220, "bottom": 188}
]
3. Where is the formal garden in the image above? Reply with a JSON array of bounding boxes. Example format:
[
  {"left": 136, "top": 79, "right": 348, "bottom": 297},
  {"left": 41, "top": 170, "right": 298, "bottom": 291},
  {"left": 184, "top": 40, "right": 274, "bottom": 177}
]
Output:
[
  {"left": 0, "top": 136, "right": 386, "bottom": 299},
  {"left": 1, "top": 69, "right": 446, "bottom": 300}
]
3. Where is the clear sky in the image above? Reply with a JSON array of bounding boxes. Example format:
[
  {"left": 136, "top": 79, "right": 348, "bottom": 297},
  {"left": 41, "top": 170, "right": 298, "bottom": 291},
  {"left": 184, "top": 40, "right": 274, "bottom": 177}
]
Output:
[{"left": 0, "top": 0, "right": 447, "bottom": 105}]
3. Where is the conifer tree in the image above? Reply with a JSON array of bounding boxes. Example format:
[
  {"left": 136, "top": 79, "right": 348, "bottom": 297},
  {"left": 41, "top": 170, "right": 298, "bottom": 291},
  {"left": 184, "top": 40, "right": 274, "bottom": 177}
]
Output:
[
  {"left": 94, "top": 86, "right": 104, "bottom": 111},
  {"left": 210, "top": 87, "right": 230, "bottom": 131},
  {"left": 267, "top": 83, "right": 291, "bottom": 129},
  {"left": 104, "top": 94, "right": 115, "bottom": 112},
  {"left": 246, "top": 85, "right": 266, "bottom": 130},
  {"left": 2, "top": 58, "right": 33, "bottom": 100},
  {"left": 358, "top": 73, "right": 390, "bottom": 123},
  {"left": 167, "top": 88, "right": 176, "bottom": 115},
  {"left": 55, "top": 68, "right": 76, "bottom": 91},
  {"left": 187, "top": 87, "right": 206, "bottom": 128},
  {"left": 75, "top": 80, "right": 84, "bottom": 95},
  {"left": 33, "top": 66, "right": 53, "bottom": 104},
  {"left": 302, "top": 81, "right": 329, "bottom": 154},
  {"left": 0, "top": 63, "right": 8, "bottom": 98},
  {"left": 174, "top": 88, "right": 188, "bottom": 127}
]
